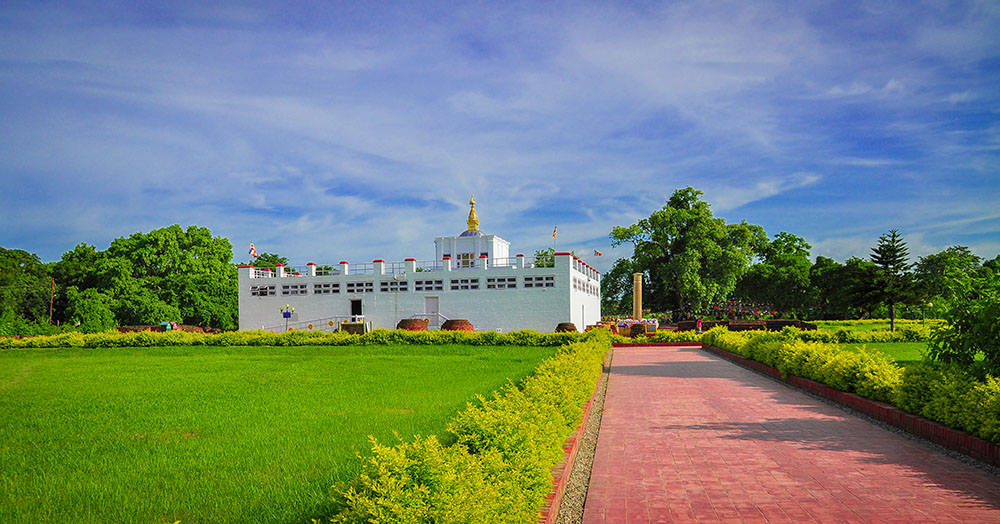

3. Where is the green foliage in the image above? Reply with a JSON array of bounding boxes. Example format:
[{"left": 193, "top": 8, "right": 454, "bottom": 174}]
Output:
[
  {"left": 735, "top": 232, "right": 813, "bottom": 315},
  {"left": 328, "top": 338, "right": 610, "bottom": 522},
  {"left": 895, "top": 362, "right": 1000, "bottom": 444},
  {"left": 609, "top": 187, "right": 766, "bottom": 318},
  {"left": 809, "top": 256, "right": 881, "bottom": 319},
  {"left": 0, "top": 327, "right": 601, "bottom": 350},
  {"left": 600, "top": 257, "right": 637, "bottom": 314},
  {"left": 533, "top": 247, "right": 555, "bottom": 268},
  {"left": 927, "top": 267, "right": 1000, "bottom": 376},
  {"left": 869, "top": 229, "right": 915, "bottom": 331},
  {"left": 913, "top": 246, "right": 982, "bottom": 309},
  {"left": 64, "top": 287, "right": 118, "bottom": 333},
  {"left": 0, "top": 247, "right": 52, "bottom": 327}
]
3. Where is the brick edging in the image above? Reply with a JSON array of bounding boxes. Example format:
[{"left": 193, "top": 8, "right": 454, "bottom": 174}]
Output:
[
  {"left": 699, "top": 343, "right": 1000, "bottom": 468},
  {"left": 537, "top": 352, "right": 608, "bottom": 524},
  {"left": 612, "top": 342, "right": 697, "bottom": 348}
]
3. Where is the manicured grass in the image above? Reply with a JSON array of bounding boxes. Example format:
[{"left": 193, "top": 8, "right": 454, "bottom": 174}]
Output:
[
  {"left": 838, "top": 341, "right": 928, "bottom": 367},
  {"left": 0, "top": 344, "right": 556, "bottom": 524}
]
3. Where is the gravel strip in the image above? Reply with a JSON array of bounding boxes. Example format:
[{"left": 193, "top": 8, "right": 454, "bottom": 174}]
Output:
[{"left": 555, "top": 349, "right": 613, "bottom": 524}]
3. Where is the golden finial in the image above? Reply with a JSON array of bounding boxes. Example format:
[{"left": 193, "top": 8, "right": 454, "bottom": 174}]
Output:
[{"left": 467, "top": 195, "right": 480, "bottom": 231}]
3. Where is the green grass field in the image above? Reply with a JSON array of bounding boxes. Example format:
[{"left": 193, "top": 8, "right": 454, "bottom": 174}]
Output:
[
  {"left": 838, "top": 341, "right": 928, "bottom": 367},
  {"left": 814, "top": 319, "right": 942, "bottom": 331},
  {"left": 0, "top": 344, "right": 556, "bottom": 524}
]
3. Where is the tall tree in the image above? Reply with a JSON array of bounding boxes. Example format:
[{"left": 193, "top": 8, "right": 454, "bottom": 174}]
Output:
[
  {"left": 735, "top": 232, "right": 813, "bottom": 315},
  {"left": 810, "top": 256, "right": 881, "bottom": 319},
  {"left": 913, "top": 246, "right": 982, "bottom": 309},
  {"left": 600, "top": 257, "right": 638, "bottom": 315},
  {"left": 870, "top": 229, "right": 914, "bottom": 331},
  {"left": 610, "top": 187, "right": 766, "bottom": 319},
  {"left": 0, "top": 247, "right": 52, "bottom": 330}
]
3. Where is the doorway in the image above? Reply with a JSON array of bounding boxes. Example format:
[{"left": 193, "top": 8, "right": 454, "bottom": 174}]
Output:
[
  {"left": 424, "top": 297, "right": 439, "bottom": 328},
  {"left": 350, "top": 299, "right": 363, "bottom": 321}
]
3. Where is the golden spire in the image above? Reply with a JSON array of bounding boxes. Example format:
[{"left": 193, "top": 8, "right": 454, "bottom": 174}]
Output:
[{"left": 466, "top": 195, "right": 480, "bottom": 231}]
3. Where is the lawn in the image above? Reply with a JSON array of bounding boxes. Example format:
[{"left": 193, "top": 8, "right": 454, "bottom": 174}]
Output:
[
  {"left": 838, "top": 341, "right": 928, "bottom": 367},
  {"left": 0, "top": 344, "right": 556, "bottom": 524}
]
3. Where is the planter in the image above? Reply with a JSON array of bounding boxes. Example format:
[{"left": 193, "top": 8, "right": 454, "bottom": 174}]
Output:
[
  {"left": 396, "top": 318, "right": 429, "bottom": 331},
  {"left": 339, "top": 322, "right": 367, "bottom": 335},
  {"left": 555, "top": 322, "right": 578, "bottom": 333},
  {"left": 441, "top": 319, "right": 474, "bottom": 331},
  {"left": 629, "top": 324, "right": 647, "bottom": 338}
]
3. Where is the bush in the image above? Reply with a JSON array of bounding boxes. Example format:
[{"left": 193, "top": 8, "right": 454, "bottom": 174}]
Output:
[{"left": 326, "top": 337, "right": 610, "bottom": 522}]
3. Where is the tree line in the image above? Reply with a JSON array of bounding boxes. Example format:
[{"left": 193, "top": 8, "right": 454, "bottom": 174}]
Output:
[
  {"left": 0, "top": 225, "right": 237, "bottom": 334},
  {"left": 601, "top": 188, "right": 999, "bottom": 330}
]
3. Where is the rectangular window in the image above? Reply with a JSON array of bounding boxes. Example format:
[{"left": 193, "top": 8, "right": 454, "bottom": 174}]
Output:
[
  {"left": 313, "top": 282, "right": 340, "bottom": 294},
  {"left": 250, "top": 285, "right": 275, "bottom": 296},
  {"left": 380, "top": 280, "right": 408, "bottom": 292},
  {"left": 524, "top": 275, "right": 555, "bottom": 288},
  {"left": 486, "top": 276, "right": 517, "bottom": 289},
  {"left": 414, "top": 279, "right": 444, "bottom": 292},
  {"left": 346, "top": 281, "right": 374, "bottom": 293},
  {"left": 450, "top": 278, "right": 480, "bottom": 290},
  {"left": 281, "top": 284, "right": 307, "bottom": 295},
  {"left": 457, "top": 253, "right": 475, "bottom": 268}
]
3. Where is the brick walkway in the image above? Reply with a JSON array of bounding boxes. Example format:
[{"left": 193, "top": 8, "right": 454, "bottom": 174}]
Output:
[{"left": 582, "top": 346, "right": 1000, "bottom": 523}]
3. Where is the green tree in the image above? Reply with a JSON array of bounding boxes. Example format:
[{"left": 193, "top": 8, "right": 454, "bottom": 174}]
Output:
[
  {"left": 600, "top": 258, "right": 638, "bottom": 314},
  {"left": 928, "top": 265, "right": 1000, "bottom": 376},
  {"left": 913, "top": 246, "right": 982, "bottom": 310},
  {"left": 809, "top": 256, "right": 881, "bottom": 319},
  {"left": 533, "top": 248, "right": 555, "bottom": 268},
  {"left": 247, "top": 252, "right": 290, "bottom": 272},
  {"left": 610, "top": 187, "right": 766, "bottom": 319},
  {"left": 69, "top": 225, "right": 239, "bottom": 329},
  {"left": 65, "top": 287, "right": 117, "bottom": 333},
  {"left": 735, "top": 232, "right": 812, "bottom": 316},
  {"left": 0, "top": 247, "right": 52, "bottom": 326},
  {"left": 870, "top": 229, "right": 914, "bottom": 331}
]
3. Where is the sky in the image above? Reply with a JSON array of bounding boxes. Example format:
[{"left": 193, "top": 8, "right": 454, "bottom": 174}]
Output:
[{"left": 1, "top": 0, "right": 998, "bottom": 273}]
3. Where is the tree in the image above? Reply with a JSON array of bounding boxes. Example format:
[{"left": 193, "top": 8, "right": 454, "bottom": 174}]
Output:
[
  {"left": 809, "top": 256, "right": 881, "bottom": 319},
  {"left": 610, "top": 187, "right": 766, "bottom": 319},
  {"left": 0, "top": 247, "right": 52, "bottom": 326},
  {"left": 928, "top": 265, "right": 1000, "bottom": 376},
  {"left": 533, "top": 248, "right": 555, "bottom": 268},
  {"left": 247, "top": 252, "right": 290, "bottom": 271},
  {"left": 600, "top": 258, "right": 638, "bottom": 314},
  {"left": 65, "top": 287, "right": 117, "bottom": 333},
  {"left": 913, "top": 246, "right": 982, "bottom": 311},
  {"left": 870, "top": 229, "right": 914, "bottom": 331},
  {"left": 735, "top": 232, "right": 812, "bottom": 316}
]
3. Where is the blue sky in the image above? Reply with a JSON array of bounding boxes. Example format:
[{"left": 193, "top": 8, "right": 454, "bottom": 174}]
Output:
[{"left": 1, "top": 1, "right": 998, "bottom": 273}]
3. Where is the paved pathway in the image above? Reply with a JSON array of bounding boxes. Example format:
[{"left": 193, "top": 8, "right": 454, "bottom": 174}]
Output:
[{"left": 582, "top": 346, "right": 1000, "bottom": 524}]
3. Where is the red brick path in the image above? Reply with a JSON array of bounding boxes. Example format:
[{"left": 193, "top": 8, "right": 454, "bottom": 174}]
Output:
[{"left": 582, "top": 346, "right": 1000, "bottom": 523}]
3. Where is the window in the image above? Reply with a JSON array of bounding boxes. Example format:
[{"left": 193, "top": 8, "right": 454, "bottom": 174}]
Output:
[
  {"left": 450, "top": 278, "right": 480, "bottom": 290},
  {"left": 281, "top": 284, "right": 307, "bottom": 295},
  {"left": 250, "top": 285, "right": 275, "bottom": 296},
  {"left": 457, "top": 252, "right": 475, "bottom": 268},
  {"left": 414, "top": 279, "right": 444, "bottom": 292},
  {"left": 380, "top": 280, "right": 408, "bottom": 292},
  {"left": 314, "top": 282, "right": 340, "bottom": 294},
  {"left": 524, "top": 276, "right": 555, "bottom": 288},
  {"left": 346, "top": 281, "right": 374, "bottom": 293},
  {"left": 486, "top": 276, "right": 517, "bottom": 289}
]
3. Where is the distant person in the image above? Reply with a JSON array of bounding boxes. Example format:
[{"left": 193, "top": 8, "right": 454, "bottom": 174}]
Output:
[{"left": 696, "top": 317, "right": 703, "bottom": 333}]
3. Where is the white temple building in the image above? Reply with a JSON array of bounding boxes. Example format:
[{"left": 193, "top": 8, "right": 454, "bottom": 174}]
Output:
[{"left": 237, "top": 197, "right": 601, "bottom": 332}]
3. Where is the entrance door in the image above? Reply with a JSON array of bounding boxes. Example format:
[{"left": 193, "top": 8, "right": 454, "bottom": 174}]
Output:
[
  {"left": 350, "top": 299, "right": 363, "bottom": 322},
  {"left": 424, "top": 297, "right": 439, "bottom": 329}
]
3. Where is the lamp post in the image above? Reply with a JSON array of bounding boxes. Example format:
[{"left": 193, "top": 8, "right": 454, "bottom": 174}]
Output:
[
  {"left": 922, "top": 302, "right": 933, "bottom": 325},
  {"left": 280, "top": 304, "right": 295, "bottom": 332}
]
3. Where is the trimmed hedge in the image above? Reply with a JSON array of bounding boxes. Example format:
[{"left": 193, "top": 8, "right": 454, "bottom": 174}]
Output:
[
  {"left": 0, "top": 328, "right": 597, "bottom": 349},
  {"left": 326, "top": 335, "right": 611, "bottom": 523},
  {"left": 701, "top": 327, "right": 1000, "bottom": 444}
]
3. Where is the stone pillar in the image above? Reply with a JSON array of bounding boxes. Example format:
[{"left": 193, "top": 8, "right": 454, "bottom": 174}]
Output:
[
  {"left": 633, "top": 273, "right": 643, "bottom": 320},
  {"left": 515, "top": 253, "right": 525, "bottom": 269},
  {"left": 339, "top": 261, "right": 349, "bottom": 276},
  {"left": 276, "top": 264, "right": 286, "bottom": 278},
  {"left": 404, "top": 258, "right": 417, "bottom": 273},
  {"left": 306, "top": 262, "right": 317, "bottom": 276}
]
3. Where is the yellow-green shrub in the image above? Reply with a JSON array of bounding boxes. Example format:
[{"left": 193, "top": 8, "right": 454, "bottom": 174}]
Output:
[{"left": 326, "top": 337, "right": 610, "bottom": 522}]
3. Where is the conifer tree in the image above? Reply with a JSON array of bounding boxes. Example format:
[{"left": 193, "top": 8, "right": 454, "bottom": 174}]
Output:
[{"left": 870, "top": 229, "right": 913, "bottom": 331}]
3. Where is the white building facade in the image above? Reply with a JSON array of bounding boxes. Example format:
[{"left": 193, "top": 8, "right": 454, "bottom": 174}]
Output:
[{"left": 237, "top": 197, "right": 601, "bottom": 333}]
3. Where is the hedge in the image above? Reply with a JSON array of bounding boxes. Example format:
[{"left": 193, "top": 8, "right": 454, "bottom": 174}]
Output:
[
  {"left": 0, "top": 328, "right": 597, "bottom": 350},
  {"left": 325, "top": 334, "right": 611, "bottom": 523},
  {"left": 701, "top": 327, "right": 1000, "bottom": 444}
]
